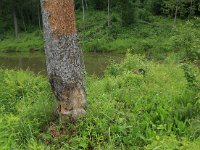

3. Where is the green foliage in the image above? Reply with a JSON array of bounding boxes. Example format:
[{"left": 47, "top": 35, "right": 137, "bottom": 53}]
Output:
[
  {"left": 0, "top": 30, "right": 43, "bottom": 52},
  {"left": 145, "top": 135, "right": 200, "bottom": 150},
  {"left": 1, "top": 0, "right": 200, "bottom": 37},
  {"left": 120, "top": 0, "right": 139, "bottom": 26},
  {"left": 0, "top": 53, "right": 199, "bottom": 149},
  {"left": 0, "top": 69, "right": 56, "bottom": 149},
  {"left": 79, "top": 12, "right": 200, "bottom": 62},
  {"left": 0, "top": 10, "right": 200, "bottom": 64},
  {"left": 162, "top": 0, "right": 200, "bottom": 18}
]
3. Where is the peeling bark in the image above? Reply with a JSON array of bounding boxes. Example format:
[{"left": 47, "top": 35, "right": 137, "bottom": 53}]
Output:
[{"left": 40, "top": 0, "right": 86, "bottom": 120}]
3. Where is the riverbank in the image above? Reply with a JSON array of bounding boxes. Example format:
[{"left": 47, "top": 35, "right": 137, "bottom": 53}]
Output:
[
  {"left": 0, "top": 11, "right": 199, "bottom": 62},
  {"left": 0, "top": 53, "right": 199, "bottom": 149},
  {"left": 0, "top": 52, "right": 122, "bottom": 76},
  {"left": 0, "top": 30, "right": 44, "bottom": 52}
]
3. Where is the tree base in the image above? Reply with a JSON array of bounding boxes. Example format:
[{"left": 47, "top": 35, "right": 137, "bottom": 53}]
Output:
[{"left": 57, "top": 106, "right": 86, "bottom": 121}]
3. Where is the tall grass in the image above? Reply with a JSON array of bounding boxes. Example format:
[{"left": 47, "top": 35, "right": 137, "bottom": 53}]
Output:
[
  {"left": 0, "top": 69, "right": 56, "bottom": 149},
  {"left": 0, "top": 53, "right": 199, "bottom": 149},
  {"left": 0, "top": 30, "right": 43, "bottom": 52}
]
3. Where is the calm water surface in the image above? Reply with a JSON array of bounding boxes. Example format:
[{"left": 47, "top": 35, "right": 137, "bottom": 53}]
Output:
[{"left": 0, "top": 52, "right": 122, "bottom": 76}]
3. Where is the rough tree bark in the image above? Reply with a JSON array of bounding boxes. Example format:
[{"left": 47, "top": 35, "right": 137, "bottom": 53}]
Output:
[{"left": 40, "top": 0, "right": 86, "bottom": 120}]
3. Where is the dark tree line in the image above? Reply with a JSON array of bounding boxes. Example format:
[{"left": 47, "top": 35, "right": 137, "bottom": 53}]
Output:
[
  {"left": 0, "top": 0, "right": 200, "bottom": 38},
  {"left": 0, "top": 0, "right": 41, "bottom": 38}
]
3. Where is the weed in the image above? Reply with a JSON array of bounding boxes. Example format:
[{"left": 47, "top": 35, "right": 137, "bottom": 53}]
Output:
[{"left": 0, "top": 53, "right": 199, "bottom": 149}]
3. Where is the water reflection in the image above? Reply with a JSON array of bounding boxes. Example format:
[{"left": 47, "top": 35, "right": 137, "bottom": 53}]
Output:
[{"left": 0, "top": 52, "right": 122, "bottom": 76}]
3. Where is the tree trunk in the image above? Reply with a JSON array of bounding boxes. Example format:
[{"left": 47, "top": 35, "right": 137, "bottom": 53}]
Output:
[
  {"left": 20, "top": 10, "right": 27, "bottom": 32},
  {"left": 40, "top": 0, "right": 86, "bottom": 120},
  {"left": 81, "top": 0, "right": 85, "bottom": 31},
  {"left": 189, "top": 0, "right": 193, "bottom": 19},
  {"left": 84, "top": 0, "right": 88, "bottom": 10},
  {"left": 108, "top": 0, "right": 110, "bottom": 27},
  {"left": 38, "top": 4, "right": 42, "bottom": 30},
  {"left": 13, "top": 4, "right": 19, "bottom": 39},
  {"left": 174, "top": 0, "right": 178, "bottom": 26},
  {"left": 0, "top": 0, "right": 2, "bottom": 16},
  {"left": 81, "top": 0, "right": 85, "bottom": 48}
]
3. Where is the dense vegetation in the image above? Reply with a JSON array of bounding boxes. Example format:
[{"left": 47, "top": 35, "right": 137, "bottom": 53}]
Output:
[
  {"left": 1, "top": 0, "right": 200, "bottom": 35},
  {"left": 0, "top": 11, "right": 199, "bottom": 63},
  {"left": 0, "top": 54, "right": 199, "bottom": 149},
  {"left": 0, "top": 1, "right": 200, "bottom": 63},
  {"left": 0, "top": 0, "right": 200, "bottom": 149}
]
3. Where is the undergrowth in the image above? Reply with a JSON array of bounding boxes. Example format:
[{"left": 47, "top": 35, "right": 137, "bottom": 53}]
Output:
[
  {"left": 0, "top": 30, "right": 43, "bottom": 52},
  {"left": 0, "top": 70, "right": 56, "bottom": 149},
  {"left": 0, "top": 11, "right": 200, "bottom": 62},
  {"left": 0, "top": 53, "right": 199, "bottom": 149}
]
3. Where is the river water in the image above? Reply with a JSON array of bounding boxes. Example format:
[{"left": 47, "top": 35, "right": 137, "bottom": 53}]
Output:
[{"left": 0, "top": 52, "right": 122, "bottom": 76}]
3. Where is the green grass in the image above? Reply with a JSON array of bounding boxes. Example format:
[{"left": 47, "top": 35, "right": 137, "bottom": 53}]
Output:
[
  {"left": 0, "top": 69, "right": 56, "bottom": 149},
  {"left": 0, "top": 53, "right": 199, "bottom": 149},
  {"left": 0, "top": 11, "right": 199, "bottom": 62},
  {"left": 0, "top": 30, "right": 44, "bottom": 52}
]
